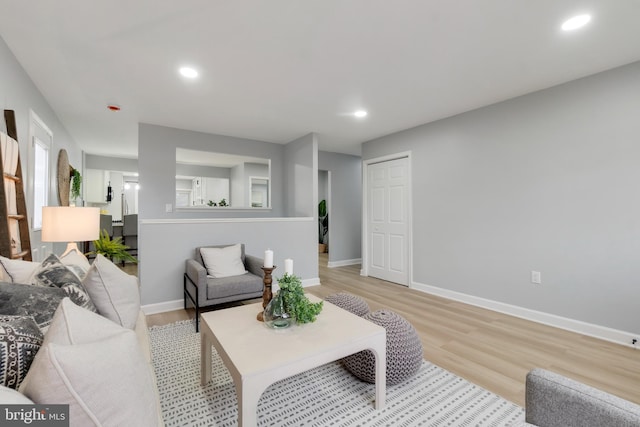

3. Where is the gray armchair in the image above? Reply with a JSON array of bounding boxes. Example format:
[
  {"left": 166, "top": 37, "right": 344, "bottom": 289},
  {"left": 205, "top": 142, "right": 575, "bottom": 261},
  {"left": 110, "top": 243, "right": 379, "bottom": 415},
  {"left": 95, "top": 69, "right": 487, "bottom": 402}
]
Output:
[
  {"left": 523, "top": 368, "right": 640, "bottom": 426},
  {"left": 184, "top": 244, "right": 264, "bottom": 331}
]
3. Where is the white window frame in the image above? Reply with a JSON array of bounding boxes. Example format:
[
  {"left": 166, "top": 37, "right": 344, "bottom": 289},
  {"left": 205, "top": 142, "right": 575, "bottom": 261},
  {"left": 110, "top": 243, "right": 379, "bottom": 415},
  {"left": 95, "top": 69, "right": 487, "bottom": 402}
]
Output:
[{"left": 29, "top": 110, "right": 53, "bottom": 231}]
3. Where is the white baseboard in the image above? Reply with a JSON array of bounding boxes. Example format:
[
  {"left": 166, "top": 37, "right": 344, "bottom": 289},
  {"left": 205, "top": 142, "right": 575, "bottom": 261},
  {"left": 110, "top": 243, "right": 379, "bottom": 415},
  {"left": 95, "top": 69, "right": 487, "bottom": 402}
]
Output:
[
  {"left": 302, "top": 277, "right": 321, "bottom": 287},
  {"left": 327, "top": 258, "right": 361, "bottom": 268},
  {"left": 411, "top": 281, "right": 639, "bottom": 349},
  {"left": 273, "top": 277, "right": 320, "bottom": 291},
  {"left": 142, "top": 299, "right": 183, "bottom": 315},
  {"left": 143, "top": 278, "right": 322, "bottom": 315}
]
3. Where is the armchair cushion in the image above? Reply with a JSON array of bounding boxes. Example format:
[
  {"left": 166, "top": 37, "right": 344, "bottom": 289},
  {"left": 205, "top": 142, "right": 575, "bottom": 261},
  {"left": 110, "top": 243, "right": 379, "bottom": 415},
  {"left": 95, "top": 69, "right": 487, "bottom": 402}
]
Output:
[
  {"left": 200, "top": 244, "right": 247, "bottom": 278},
  {"left": 206, "top": 273, "right": 263, "bottom": 300}
]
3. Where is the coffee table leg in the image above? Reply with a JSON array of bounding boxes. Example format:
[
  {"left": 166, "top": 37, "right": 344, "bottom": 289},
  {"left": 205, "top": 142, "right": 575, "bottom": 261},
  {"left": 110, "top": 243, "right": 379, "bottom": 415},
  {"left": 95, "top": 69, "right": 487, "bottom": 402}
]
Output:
[
  {"left": 237, "top": 380, "right": 261, "bottom": 427},
  {"left": 373, "top": 338, "right": 386, "bottom": 409},
  {"left": 201, "top": 328, "right": 212, "bottom": 386}
]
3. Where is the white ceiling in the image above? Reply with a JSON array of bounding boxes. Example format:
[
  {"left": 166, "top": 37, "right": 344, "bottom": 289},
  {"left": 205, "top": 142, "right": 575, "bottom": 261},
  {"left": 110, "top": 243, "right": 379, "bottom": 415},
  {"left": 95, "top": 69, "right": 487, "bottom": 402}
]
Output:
[{"left": 1, "top": 1, "right": 639, "bottom": 157}]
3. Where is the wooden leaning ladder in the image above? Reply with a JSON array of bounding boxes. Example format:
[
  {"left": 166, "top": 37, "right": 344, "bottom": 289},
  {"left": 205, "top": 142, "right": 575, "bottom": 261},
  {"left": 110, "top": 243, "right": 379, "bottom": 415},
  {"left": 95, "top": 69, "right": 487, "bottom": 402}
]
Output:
[{"left": 0, "top": 109, "right": 32, "bottom": 261}]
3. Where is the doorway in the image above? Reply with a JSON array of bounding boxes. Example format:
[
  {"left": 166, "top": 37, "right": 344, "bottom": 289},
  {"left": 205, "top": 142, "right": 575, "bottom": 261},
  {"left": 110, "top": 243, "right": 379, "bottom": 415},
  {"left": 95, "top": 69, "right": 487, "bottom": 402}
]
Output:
[
  {"left": 363, "top": 154, "right": 411, "bottom": 286},
  {"left": 318, "top": 170, "right": 330, "bottom": 265}
]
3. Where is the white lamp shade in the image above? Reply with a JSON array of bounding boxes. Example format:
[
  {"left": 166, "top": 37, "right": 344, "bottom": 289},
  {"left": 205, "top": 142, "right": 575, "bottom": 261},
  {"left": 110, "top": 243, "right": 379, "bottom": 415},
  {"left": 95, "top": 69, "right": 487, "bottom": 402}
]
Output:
[{"left": 41, "top": 207, "right": 100, "bottom": 242}]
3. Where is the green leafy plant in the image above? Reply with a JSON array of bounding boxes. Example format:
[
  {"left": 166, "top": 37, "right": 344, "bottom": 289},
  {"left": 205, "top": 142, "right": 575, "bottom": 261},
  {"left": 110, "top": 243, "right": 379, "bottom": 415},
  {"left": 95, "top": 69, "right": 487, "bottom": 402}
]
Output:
[
  {"left": 218, "top": 198, "right": 228, "bottom": 207},
  {"left": 277, "top": 273, "right": 323, "bottom": 324},
  {"left": 70, "top": 168, "right": 82, "bottom": 200},
  {"left": 87, "top": 229, "right": 137, "bottom": 263},
  {"left": 318, "top": 199, "right": 328, "bottom": 244}
]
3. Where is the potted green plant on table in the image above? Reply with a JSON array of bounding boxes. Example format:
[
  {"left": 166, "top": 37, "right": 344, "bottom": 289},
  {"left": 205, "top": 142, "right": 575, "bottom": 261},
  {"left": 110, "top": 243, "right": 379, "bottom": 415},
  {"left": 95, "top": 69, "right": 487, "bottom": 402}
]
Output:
[
  {"left": 87, "top": 229, "right": 138, "bottom": 264},
  {"left": 263, "top": 273, "right": 323, "bottom": 328}
]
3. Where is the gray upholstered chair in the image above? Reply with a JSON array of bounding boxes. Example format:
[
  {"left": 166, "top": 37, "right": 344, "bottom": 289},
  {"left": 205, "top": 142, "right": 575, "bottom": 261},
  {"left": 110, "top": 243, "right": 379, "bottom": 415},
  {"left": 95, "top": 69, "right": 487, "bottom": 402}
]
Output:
[
  {"left": 184, "top": 244, "right": 263, "bottom": 331},
  {"left": 522, "top": 368, "right": 640, "bottom": 426}
]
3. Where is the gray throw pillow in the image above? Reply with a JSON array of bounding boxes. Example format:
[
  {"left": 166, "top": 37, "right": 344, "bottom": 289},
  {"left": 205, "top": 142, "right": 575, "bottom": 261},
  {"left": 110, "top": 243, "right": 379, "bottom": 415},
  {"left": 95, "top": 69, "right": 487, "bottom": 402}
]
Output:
[
  {"left": 0, "top": 315, "right": 43, "bottom": 389},
  {"left": 0, "top": 282, "right": 67, "bottom": 331},
  {"left": 31, "top": 254, "right": 97, "bottom": 313}
]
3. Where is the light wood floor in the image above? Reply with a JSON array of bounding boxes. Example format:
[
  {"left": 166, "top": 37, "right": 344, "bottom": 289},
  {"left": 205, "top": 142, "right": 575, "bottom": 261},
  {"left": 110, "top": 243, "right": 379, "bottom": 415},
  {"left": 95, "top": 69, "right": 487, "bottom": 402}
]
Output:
[{"left": 146, "top": 253, "right": 640, "bottom": 407}]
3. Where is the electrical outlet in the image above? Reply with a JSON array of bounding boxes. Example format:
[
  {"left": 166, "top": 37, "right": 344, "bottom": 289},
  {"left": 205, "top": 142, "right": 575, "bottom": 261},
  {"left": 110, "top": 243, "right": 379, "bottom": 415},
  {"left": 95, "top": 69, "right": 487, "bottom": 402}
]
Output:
[
  {"left": 531, "top": 271, "right": 541, "bottom": 284},
  {"left": 165, "top": 203, "right": 173, "bottom": 213}
]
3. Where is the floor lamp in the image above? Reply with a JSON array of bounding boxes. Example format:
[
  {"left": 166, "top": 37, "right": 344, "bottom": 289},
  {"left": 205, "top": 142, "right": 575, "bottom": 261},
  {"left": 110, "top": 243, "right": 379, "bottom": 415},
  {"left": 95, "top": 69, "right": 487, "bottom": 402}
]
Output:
[{"left": 41, "top": 206, "right": 100, "bottom": 257}]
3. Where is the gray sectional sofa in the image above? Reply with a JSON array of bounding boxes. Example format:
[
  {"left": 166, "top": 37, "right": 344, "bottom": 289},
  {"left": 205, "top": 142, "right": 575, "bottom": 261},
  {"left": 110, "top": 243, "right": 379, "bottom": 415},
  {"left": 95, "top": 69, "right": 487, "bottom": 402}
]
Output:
[
  {"left": 522, "top": 368, "right": 640, "bottom": 426},
  {"left": 0, "top": 252, "right": 163, "bottom": 426}
]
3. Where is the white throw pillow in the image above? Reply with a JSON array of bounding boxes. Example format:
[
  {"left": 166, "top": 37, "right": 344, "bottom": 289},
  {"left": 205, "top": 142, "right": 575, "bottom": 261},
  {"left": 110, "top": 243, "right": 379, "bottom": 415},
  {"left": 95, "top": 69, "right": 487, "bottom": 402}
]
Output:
[
  {"left": 41, "top": 297, "right": 127, "bottom": 345},
  {"left": 60, "top": 249, "right": 91, "bottom": 279},
  {"left": 0, "top": 256, "right": 38, "bottom": 284},
  {"left": 200, "top": 244, "right": 247, "bottom": 278},
  {"left": 19, "top": 298, "right": 159, "bottom": 427},
  {"left": 81, "top": 254, "right": 140, "bottom": 329},
  {"left": 0, "top": 384, "right": 34, "bottom": 404}
]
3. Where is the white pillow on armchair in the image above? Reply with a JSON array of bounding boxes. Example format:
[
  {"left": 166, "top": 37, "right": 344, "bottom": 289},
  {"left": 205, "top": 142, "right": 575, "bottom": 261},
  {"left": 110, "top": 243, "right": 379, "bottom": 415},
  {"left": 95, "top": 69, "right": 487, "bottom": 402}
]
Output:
[{"left": 200, "top": 244, "right": 247, "bottom": 278}]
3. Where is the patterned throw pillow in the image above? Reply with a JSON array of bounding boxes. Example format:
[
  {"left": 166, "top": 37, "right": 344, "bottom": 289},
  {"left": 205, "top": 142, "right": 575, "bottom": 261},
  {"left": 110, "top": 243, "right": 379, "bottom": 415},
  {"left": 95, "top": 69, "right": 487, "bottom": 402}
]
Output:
[
  {"left": 0, "top": 315, "right": 43, "bottom": 389},
  {"left": 0, "top": 282, "right": 67, "bottom": 332},
  {"left": 59, "top": 250, "right": 91, "bottom": 280},
  {"left": 31, "top": 254, "right": 97, "bottom": 313}
]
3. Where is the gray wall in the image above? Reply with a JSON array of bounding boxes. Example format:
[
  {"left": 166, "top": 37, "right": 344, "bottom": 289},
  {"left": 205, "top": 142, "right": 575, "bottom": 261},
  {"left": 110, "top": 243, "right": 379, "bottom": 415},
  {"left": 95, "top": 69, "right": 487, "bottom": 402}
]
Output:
[
  {"left": 230, "top": 164, "right": 243, "bottom": 206},
  {"left": 138, "top": 123, "right": 285, "bottom": 218},
  {"left": 284, "top": 133, "right": 317, "bottom": 217},
  {"left": 176, "top": 164, "right": 230, "bottom": 180},
  {"left": 318, "top": 151, "right": 362, "bottom": 264},
  {"left": 0, "top": 35, "right": 83, "bottom": 259},
  {"left": 139, "top": 218, "right": 316, "bottom": 305},
  {"left": 362, "top": 61, "right": 640, "bottom": 333},
  {"left": 137, "top": 124, "right": 318, "bottom": 305},
  {"left": 85, "top": 154, "right": 138, "bottom": 173}
]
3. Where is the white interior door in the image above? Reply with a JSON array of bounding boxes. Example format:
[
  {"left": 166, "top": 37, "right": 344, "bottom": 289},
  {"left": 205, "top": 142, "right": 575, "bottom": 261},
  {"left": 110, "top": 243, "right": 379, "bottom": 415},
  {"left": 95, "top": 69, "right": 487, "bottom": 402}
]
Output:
[{"left": 367, "top": 157, "right": 409, "bottom": 286}]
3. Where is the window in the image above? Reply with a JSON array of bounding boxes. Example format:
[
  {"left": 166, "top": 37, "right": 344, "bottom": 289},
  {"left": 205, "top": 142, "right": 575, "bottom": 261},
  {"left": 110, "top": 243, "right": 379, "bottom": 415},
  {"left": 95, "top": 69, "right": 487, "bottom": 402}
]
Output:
[
  {"left": 29, "top": 110, "right": 53, "bottom": 231},
  {"left": 32, "top": 136, "right": 49, "bottom": 230}
]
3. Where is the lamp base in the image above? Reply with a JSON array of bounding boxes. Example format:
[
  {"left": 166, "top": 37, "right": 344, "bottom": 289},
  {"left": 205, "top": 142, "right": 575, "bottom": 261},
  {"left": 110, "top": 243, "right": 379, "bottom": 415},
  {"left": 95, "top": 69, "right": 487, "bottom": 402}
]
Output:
[{"left": 60, "top": 242, "right": 82, "bottom": 258}]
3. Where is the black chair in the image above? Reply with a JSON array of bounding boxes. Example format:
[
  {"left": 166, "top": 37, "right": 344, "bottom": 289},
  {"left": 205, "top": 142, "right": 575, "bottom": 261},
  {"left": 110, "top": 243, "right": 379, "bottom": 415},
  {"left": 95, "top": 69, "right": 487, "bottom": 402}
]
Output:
[{"left": 122, "top": 214, "right": 138, "bottom": 264}]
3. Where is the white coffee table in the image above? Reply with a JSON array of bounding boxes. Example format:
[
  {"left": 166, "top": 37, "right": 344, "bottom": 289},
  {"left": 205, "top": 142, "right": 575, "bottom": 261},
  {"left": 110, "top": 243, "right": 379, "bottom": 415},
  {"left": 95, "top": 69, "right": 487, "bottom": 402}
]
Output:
[{"left": 200, "top": 295, "right": 386, "bottom": 426}]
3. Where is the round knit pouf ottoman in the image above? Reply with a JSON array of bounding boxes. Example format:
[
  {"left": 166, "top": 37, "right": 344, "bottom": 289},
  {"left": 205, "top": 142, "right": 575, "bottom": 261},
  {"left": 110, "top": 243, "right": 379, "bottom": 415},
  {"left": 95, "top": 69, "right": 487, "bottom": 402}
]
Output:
[
  {"left": 342, "top": 309, "right": 423, "bottom": 385},
  {"left": 324, "top": 293, "right": 369, "bottom": 317}
]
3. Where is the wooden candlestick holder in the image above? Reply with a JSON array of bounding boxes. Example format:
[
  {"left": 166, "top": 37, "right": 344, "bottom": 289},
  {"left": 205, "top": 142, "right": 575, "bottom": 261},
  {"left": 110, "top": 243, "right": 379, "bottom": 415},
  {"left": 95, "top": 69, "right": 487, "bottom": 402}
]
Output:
[{"left": 257, "top": 266, "right": 275, "bottom": 321}]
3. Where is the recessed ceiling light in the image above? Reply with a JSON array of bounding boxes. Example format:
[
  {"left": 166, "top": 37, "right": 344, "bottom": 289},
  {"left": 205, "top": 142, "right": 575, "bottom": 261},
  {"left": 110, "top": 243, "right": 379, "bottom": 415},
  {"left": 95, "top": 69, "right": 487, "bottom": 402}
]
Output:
[
  {"left": 179, "top": 67, "right": 198, "bottom": 78},
  {"left": 562, "top": 14, "right": 591, "bottom": 31},
  {"left": 354, "top": 110, "right": 368, "bottom": 118}
]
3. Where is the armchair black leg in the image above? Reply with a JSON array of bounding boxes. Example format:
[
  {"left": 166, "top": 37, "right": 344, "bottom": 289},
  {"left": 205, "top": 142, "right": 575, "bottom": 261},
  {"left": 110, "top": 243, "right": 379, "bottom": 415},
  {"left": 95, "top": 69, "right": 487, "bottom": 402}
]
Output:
[{"left": 184, "top": 273, "right": 200, "bottom": 332}]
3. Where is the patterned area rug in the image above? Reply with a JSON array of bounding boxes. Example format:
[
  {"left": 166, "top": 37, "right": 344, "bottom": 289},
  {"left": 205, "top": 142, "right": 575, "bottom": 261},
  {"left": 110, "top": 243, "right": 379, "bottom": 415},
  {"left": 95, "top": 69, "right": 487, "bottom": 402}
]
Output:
[{"left": 150, "top": 320, "right": 524, "bottom": 426}]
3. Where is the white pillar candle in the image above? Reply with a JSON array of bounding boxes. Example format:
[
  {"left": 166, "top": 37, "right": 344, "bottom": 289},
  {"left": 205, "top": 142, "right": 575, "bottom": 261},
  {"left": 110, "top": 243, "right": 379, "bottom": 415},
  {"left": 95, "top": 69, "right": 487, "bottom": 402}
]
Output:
[
  {"left": 284, "top": 258, "right": 293, "bottom": 275},
  {"left": 264, "top": 249, "right": 274, "bottom": 268}
]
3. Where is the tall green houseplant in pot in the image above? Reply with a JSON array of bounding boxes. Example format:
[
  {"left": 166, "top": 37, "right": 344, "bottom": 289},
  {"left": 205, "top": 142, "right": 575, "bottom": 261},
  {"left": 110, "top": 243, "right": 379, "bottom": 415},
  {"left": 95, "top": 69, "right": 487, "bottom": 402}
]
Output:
[{"left": 318, "top": 199, "right": 328, "bottom": 253}]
